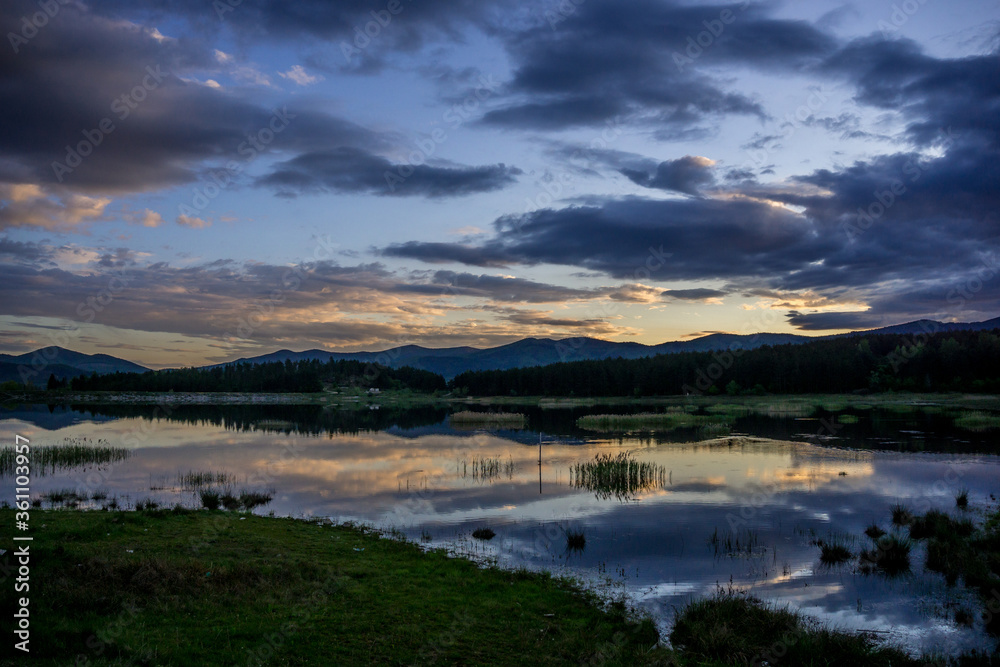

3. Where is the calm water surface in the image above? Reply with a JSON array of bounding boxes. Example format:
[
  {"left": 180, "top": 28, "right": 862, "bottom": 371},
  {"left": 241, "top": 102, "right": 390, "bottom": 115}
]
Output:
[{"left": 3, "top": 403, "right": 998, "bottom": 657}]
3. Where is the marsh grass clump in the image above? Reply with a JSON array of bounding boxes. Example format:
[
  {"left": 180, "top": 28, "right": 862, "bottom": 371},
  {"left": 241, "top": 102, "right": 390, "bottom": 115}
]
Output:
[
  {"left": 461, "top": 456, "right": 516, "bottom": 482},
  {"left": 238, "top": 490, "right": 274, "bottom": 511},
  {"left": 860, "top": 534, "right": 911, "bottom": 575},
  {"left": 698, "top": 422, "right": 732, "bottom": 437},
  {"left": 450, "top": 411, "right": 526, "bottom": 429},
  {"left": 566, "top": 528, "right": 586, "bottom": 552},
  {"left": 709, "top": 527, "right": 763, "bottom": 558},
  {"left": 179, "top": 470, "right": 237, "bottom": 489},
  {"left": 954, "top": 410, "right": 1000, "bottom": 432},
  {"left": 220, "top": 491, "right": 241, "bottom": 511},
  {"left": 0, "top": 437, "right": 130, "bottom": 476},
  {"left": 570, "top": 451, "right": 668, "bottom": 501},
  {"left": 909, "top": 510, "right": 975, "bottom": 541},
  {"left": 43, "top": 488, "right": 84, "bottom": 506},
  {"left": 471, "top": 527, "right": 496, "bottom": 540},
  {"left": 864, "top": 522, "right": 886, "bottom": 540},
  {"left": 670, "top": 591, "right": 915, "bottom": 666},
  {"left": 818, "top": 540, "right": 853, "bottom": 565},
  {"left": 955, "top": 488, "right": 969, "bottom": 509},
  {"left": 891, "top": 503, "right": 914, "bottom": 526},
  {"left": 135, "top": 498, "right": 160, "bottom": 511},
  {"left": 199, "top": 489, "right": 221, "bottom": 511}
]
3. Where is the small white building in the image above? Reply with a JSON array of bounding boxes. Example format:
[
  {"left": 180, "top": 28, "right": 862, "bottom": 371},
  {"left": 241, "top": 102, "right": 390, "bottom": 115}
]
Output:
[{"left": 367, "top": 387, "right": 381, "bottom": 394}]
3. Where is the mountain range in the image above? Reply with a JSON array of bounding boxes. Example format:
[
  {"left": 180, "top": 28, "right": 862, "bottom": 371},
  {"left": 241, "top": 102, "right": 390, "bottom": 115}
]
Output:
[
  {"left": 207, "top": 316, "right": 1000, "bottom": 380},
  {"left": 4, "top": 316, "right": 1000, "bottom": 384},
  {"left": 0, "top": 347, "right": 150, "bottom": 385}
]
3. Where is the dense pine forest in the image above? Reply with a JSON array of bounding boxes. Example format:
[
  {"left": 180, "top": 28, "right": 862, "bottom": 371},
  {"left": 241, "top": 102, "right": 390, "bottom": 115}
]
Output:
[
  {"left": 450, "top": 330, "right": 1000, "bottom": 397},
  {"left": 68, "top": 359, "right": 447, "bottom": 394}
]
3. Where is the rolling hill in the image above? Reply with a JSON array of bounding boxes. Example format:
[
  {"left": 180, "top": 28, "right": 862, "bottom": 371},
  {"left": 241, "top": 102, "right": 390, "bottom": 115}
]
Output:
[{"left": 0, "top": 347, "right": 149, "bottom": 385}]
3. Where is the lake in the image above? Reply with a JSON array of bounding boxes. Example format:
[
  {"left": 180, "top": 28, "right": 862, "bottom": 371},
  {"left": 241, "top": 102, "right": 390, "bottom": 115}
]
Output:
[{"left": 3, "top": 401, "right": 998, "bottom": 658}]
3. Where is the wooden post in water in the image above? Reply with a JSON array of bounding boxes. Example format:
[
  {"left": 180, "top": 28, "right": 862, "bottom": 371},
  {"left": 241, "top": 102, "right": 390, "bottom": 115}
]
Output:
[{"left": 538, "top": 433, "right": 542, "bottom": 494}]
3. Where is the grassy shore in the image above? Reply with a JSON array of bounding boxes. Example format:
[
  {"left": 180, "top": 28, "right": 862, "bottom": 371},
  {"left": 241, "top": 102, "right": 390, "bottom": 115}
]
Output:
[
  {"left": 0, "top": 509, "right": 668, "bottom": 666},
  {"left": 3, "top": 508, "right": 998, "bottom": 665}
]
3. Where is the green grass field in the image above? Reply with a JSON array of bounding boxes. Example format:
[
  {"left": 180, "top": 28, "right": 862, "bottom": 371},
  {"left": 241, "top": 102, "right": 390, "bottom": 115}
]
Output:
[{"left": 0, "top": 509, "right": 668, "bottom": 666}]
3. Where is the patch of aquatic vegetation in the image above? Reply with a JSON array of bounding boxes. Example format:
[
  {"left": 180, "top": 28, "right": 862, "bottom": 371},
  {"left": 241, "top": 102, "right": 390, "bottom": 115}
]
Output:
[
  {"left": 178, "top": 470, "right": 239, "bottom": 489},
  {"left": 698, "top": 422, "right": 732, "bottom": 437},
  {"left": 953, "top": 410, "right": 1000, "bottom": 432},
  {"left": 709, "top": 527, "right": 765, "bottom": 558},
  {"left": 570, "top": 451, "right": 668, "bottom": 501},
  {"left": 704, "top": 404, "right": 750, "bottom": 417},
  {"left": 0, "top": 437, "right": 131, "bottom": 476},
  {"left": 576, "top": 410, "right": 726, "bottom": 432},
  {"left": 459, "top": 456, "right": 516, "bottom": 482},
  {"left": 748, "top": 401, "right": 815, "bottom": 418},
  {"left": 449, "top": 411, "right": 526, "bottom": 429}
]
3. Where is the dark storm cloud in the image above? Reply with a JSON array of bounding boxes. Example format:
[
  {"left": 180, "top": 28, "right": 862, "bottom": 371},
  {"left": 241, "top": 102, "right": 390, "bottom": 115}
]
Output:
[
  {"left": 620, "top": 156, "right": 716, "bottom": 195},
  {"left": 480, "top": 0, "right": 837, "bottom": 131},
  {"left": 382, "top": 242, "right": 513, "bottom": 268},
  {"left": 258, "top": 148, "right": 520, "bottom": 198},
  {"left": 395, "top": 271, "right": 595, "bottom": 303},
  {"left": 822, "top": 36, "right": 1000, "bottom": 147},
  {"left": 661, "top": 288, "right": 727, "bottom": 301},
  {"left": 384, "top": 197, "right": 834, "bottom": 280},
  {"left": 0, "top": 239, "right": 46, "bottom": 262},
  {"left": 0, "top": 0, "right": 509, "bottom": 204},
  {"left": 90, "top": 0, "right": 519, "bottom": 73}
]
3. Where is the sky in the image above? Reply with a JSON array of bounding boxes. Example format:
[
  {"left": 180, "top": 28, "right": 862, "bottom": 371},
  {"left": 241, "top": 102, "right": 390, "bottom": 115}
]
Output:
[{"left": 0, "top": 0, "right": 998, "bottom": 368}]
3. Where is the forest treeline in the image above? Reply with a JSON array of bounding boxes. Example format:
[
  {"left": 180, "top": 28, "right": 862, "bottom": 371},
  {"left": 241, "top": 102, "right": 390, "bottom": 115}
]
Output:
[
  {"left": 67, "top": 358, "right": 447, "bottom": 394},
  {"left": 450, "top": 330, "right": 1000, "bottom": 397}
]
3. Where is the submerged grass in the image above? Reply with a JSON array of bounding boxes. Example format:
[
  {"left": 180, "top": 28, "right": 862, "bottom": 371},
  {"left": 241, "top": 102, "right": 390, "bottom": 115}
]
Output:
[
  {"left": 570, "top": 451, "right": 668, "bottom": 501},
  {"left": 178, "top": 469, "right": 237, "bottom": 489},
  {"left": 0, "top": 509, "right": 668, "bottom": 665},
  {"left": 709, "top": 527, "right": 763, "bottom": 558},
  {"left": 460, "top": 456, "right": 516, "bottom": 482},
  {"left": 0, "top": 437, "right": 130, "bottom": 476}
]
